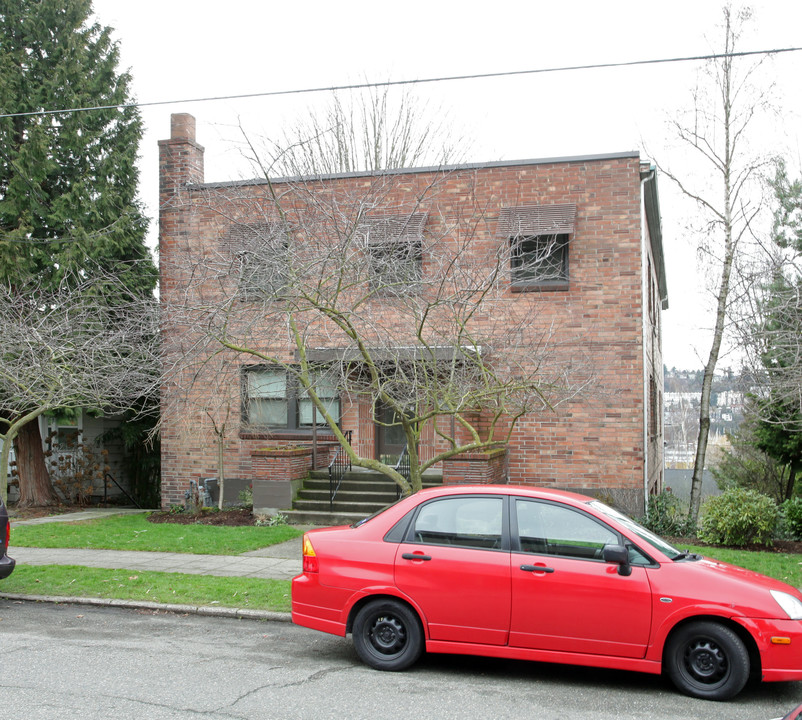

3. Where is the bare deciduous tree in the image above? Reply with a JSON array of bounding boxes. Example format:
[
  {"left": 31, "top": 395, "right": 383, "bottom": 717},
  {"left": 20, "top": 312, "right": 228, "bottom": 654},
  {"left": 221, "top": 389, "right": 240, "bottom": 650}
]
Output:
[
  {"left": 247, "top": 85, "right": 467, "bottom": 177},
  {"left": 0, "top": 271, "right": 159, "bottom": 505},
  {"left": 657, "top": 4, "right": 773, "bottom": 523}
]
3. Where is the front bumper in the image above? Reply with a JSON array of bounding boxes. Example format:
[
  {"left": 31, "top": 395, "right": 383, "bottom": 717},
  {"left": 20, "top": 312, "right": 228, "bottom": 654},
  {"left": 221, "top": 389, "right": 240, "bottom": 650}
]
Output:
[
  {"left": 737, "top": 617, "right": 802, "bottom": 682},
  {"left": 0, "top": 553, "right": 16, "bottom": 580}
]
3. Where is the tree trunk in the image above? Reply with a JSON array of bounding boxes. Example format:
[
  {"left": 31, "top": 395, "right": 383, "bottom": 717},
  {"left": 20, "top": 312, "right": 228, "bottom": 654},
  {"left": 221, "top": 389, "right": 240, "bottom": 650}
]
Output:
[
  {"left": 688, "top": 235, "right": 734, "bottom": 525},
  {"left": 687, "top": 11, "right": 738, "bottom": 527},
  {"left": 786, "top": 463, "right": 799, "bottom": 502},
  {"left": 217, "top": 434, "right": 225, "bottom": 511},
  {"left": 15, "top": 420, "right": 58, "bottom": 507}
]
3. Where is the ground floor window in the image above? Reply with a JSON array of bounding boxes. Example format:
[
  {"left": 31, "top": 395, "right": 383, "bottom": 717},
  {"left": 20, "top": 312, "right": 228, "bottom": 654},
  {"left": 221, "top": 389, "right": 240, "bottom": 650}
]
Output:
[{"left": 244, "top": 367, "right": 340, "bottom": 430}]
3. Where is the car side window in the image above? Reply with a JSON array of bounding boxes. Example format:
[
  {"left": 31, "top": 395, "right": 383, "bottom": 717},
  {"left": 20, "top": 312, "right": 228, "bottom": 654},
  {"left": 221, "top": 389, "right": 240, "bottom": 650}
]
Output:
[
  {"left": 412, "top": 496, "right": 503, "bottom": 550},
  {"left": 515, "top": 500, "right": 618, "bottom": 560}
]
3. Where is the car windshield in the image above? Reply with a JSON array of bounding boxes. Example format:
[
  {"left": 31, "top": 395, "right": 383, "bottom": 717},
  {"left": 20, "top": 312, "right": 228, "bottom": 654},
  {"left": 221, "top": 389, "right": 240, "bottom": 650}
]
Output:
[{"left": 588, "top": 501, "right": 683, "bottom": 560}]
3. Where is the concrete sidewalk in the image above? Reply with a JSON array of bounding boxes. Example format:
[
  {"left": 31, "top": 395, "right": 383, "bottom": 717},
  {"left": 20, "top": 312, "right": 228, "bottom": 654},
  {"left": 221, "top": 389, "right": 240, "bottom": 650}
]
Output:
[
  {"left": 7, "top": 545, "right": 302, "bottom": 580},
  {"left": 7, "top": 507, "right": 303, "bottom": 580}
]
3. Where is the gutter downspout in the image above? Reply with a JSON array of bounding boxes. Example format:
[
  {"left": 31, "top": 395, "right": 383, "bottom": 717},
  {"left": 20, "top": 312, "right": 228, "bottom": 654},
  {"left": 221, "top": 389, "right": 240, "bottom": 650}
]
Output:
[{"left": 640, "top": 168, "right": 656, "bottom": 516}]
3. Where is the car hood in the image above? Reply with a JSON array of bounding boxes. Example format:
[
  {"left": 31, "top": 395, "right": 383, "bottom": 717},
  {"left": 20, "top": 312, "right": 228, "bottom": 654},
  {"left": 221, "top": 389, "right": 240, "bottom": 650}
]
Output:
[{"left": 652, "top": 554, "right": 802, "bottom": 620}]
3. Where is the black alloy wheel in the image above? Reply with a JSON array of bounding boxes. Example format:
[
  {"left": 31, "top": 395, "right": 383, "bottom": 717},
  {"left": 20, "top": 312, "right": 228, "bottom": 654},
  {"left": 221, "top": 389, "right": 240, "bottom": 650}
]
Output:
[
  {"left": 665, "top": 620, "right": 750, "bottom": 700},
  {"left": 352, "top": 598, "right": 423, "bottom": 671}
]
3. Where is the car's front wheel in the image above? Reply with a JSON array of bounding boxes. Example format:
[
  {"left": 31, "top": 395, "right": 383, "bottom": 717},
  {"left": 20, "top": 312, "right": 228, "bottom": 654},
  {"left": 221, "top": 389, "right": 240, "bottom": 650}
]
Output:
[
  {"left": 665, "top": 620, "right": 750, "bottom": 700},
  {"left": 352, "top": 598, "right": 423, "bottom": 671}
]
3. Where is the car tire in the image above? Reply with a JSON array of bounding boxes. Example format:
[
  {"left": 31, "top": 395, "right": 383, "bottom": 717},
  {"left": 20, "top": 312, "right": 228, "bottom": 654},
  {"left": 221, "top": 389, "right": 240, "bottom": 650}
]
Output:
[
  {"left": 665, "top": 620, "right": 750, "bottom": 700},
  {"left": 352, "top": 599, "right": 423, "bottom": 671}
]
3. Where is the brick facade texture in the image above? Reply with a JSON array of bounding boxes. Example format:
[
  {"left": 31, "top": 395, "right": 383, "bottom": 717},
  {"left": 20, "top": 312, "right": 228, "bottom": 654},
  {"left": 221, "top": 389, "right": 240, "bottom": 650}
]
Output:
[{"left": 158, "top": 114, "right": 665, "bottom": 514}]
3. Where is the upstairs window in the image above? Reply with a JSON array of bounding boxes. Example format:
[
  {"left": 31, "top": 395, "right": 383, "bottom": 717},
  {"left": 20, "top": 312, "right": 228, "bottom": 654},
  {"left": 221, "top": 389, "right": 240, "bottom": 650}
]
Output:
[
  {"left": 497, "top": 203, "right": 576, "bottom": 291},
  {"left": 224, "top": 222, "right": 291, "bottom": 300},
  {"left": 511, "top": 233, "right": 569, "bottom": 284},
  {"left": 359, "top": 213, "right": 427, "bottom": 292}
]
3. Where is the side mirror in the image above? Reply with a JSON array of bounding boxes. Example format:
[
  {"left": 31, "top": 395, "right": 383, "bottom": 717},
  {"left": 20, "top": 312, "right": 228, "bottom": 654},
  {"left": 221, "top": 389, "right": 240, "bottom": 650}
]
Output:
[{"left": 603, "top": 544, "right": 632, "bottom": 576}]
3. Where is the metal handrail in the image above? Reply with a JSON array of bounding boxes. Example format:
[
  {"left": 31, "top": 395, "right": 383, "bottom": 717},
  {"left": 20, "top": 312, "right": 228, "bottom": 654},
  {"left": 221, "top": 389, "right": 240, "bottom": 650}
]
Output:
[
  {"left": 393, "top": 444, "right": 411, "bottom": 499},
  {"left": 103, "top": 472, "right": 142, "bottom": 509},
  {"left": 328, "top": 430, "right": 353, "bottom": 510}
]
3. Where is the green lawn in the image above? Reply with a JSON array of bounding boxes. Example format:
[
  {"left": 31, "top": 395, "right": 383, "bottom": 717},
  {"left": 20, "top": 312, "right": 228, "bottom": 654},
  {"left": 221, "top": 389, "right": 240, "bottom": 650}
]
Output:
[
  {"left": 685, "top": 544, "right": 802, "bottom": 589},
  {"left": 5, "top": 515, "right": 799, "bottom": 614},
  {"left": 11, "top": 513, "right": 303, "bottom": 555},
  {"left": 1, "top": 564, "right": 291, "bottom": 612}
]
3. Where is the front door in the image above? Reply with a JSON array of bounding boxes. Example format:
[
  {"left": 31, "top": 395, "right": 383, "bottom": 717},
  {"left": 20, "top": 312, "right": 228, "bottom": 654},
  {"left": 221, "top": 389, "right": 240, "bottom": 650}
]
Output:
[{"left": 374, "top": 403, "right": 408, "bottom": 464}]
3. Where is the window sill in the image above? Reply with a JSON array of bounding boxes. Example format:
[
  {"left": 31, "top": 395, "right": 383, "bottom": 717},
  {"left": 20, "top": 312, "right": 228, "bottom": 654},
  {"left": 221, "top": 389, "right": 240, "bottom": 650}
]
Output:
[
  {"left": 240, "top": 428, "right": 337, "bottom": 441},
  {"left": 510, "top": 281, "right": 569, "bottom": 293}
]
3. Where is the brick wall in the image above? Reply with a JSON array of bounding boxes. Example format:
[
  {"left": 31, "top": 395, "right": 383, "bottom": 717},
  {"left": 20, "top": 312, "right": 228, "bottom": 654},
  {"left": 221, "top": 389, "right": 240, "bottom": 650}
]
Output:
[{"left": 158, "top": 115, "right": 665, "bottom": 514}]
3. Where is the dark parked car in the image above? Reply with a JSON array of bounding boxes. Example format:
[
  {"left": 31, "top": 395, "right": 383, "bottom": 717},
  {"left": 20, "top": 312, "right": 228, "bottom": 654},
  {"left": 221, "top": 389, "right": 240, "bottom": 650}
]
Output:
[
  {"left": 0, "top": 497, "right": 15, "bottom": 580},
  {"left": 775, "top": 703, "right": 802, "bottom": 720},
  {"left": 293, "top": 485, "right": 802, "bottom": 701}
]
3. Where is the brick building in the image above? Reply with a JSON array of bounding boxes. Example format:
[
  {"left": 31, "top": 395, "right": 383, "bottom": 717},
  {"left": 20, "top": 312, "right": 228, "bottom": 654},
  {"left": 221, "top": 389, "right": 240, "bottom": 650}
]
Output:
[{"left": 158, "top": 113, "right": 667, "bottom": 515}]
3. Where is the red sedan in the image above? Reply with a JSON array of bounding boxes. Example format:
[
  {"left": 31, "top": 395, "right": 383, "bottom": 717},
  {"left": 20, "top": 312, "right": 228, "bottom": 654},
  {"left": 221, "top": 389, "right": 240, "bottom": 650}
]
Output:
[{"left": 292, "top": 485, "right": 802, "bottom": 701}]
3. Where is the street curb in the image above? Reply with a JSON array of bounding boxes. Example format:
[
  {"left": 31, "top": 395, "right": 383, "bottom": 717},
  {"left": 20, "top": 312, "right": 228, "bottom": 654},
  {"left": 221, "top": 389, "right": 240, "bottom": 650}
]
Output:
[{"left": 0, "top": 592, "right": 292, "bottom": 622}]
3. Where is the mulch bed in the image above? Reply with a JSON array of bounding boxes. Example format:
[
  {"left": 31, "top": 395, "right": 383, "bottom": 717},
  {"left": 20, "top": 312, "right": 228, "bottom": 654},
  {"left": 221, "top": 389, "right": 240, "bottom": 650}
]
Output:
[{"left": 146, "top": 508, "right": 258, "bottom": 526}]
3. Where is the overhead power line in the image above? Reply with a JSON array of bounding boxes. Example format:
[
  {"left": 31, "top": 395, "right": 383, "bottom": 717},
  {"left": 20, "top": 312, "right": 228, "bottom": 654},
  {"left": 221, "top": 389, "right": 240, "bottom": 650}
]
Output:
[{"left": 0, "top": 46, "right": 799, "bottom": 121}]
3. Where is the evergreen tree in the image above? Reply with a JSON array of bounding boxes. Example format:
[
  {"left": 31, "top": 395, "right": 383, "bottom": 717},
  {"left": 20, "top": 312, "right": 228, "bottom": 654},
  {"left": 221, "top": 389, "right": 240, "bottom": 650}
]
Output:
[
  {"left": 0, "top": 0, "right": 157, "bottom": 505},
  {"left": 739, "top": 161, "right": 802, "bottom": 502}
]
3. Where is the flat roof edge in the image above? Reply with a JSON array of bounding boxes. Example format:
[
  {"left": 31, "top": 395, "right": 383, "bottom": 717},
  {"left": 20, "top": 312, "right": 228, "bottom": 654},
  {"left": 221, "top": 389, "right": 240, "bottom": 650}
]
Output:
[{"left": 189, "top": 151, "right": 641, "bottom": 190}]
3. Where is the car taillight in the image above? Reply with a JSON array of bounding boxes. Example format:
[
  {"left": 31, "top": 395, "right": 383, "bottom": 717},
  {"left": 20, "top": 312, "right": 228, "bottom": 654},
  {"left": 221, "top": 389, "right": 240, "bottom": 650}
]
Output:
[
  {"left": 302, "top": 534, "right": 318, "bottom": 573},
  {"left": 3, "top": 522, "right": 8, "bottom": 548}
]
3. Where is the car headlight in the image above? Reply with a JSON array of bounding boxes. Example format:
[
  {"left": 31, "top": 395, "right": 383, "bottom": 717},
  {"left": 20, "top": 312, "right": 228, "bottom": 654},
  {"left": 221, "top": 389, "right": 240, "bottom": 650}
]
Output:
[{"left": 771, "top": 590, "right": 802, "bottom": 620}]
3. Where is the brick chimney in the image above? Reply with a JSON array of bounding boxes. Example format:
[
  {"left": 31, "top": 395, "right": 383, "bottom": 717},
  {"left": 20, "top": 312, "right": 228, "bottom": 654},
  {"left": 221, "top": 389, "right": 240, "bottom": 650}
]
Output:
[
  {"left": 158, "top": 114, "right": 205, "bottom": 303},
  {"left": 158, "top": 113, "right": 204, "bottom": 198}
]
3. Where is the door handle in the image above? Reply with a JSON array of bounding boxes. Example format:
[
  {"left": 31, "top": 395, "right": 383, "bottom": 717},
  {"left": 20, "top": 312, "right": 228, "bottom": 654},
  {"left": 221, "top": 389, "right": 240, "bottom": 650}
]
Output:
[
  {"left": 402, "top": 553, "right": 432, "bottom": 561},
  {"left": 520, "top": 564, "right": 555, "bottom": 573}
]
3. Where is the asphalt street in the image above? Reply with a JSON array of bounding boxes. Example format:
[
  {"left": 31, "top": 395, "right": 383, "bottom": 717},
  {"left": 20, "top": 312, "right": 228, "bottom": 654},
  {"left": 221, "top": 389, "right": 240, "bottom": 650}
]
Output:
[{"left": 2, "top": 600, "right": 799, "bottom": 720}]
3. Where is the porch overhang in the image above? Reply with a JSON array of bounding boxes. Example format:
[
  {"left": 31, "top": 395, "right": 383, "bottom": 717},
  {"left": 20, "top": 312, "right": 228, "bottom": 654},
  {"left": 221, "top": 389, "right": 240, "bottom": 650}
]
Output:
[{"left": 304, "top": 345, "right": 486, "bottom": 364}]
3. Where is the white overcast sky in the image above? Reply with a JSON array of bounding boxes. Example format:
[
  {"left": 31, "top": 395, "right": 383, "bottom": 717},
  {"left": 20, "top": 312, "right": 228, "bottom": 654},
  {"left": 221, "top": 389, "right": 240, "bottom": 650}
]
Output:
[{"left": 89, "top": 0, "right": 802, "bottom": 371}]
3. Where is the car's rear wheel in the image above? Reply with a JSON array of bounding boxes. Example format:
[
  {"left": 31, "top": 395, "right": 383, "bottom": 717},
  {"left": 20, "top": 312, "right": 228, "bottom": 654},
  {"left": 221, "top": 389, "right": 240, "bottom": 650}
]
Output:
[
  {"left": 665, "top": 620, "right": 750, "bottom": 700},
  {"left": 352, "top": 599, "right": 423, "bottom": 671}
]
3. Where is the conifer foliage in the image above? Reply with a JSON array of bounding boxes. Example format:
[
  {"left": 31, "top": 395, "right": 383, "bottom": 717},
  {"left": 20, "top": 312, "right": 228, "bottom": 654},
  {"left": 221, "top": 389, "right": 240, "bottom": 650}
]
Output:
[
  {"left": 0, "top": 0, "right": 156, "bottom": 295},
  {"left": 0, "top": 0, "right": 157, "bottom": 505}
]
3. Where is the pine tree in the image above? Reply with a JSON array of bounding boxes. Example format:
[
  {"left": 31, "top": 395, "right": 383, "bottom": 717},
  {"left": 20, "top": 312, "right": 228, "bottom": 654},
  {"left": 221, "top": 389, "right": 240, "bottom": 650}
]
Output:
[{"left": 0, "top": 0, "right": 157, "bottom": 505}]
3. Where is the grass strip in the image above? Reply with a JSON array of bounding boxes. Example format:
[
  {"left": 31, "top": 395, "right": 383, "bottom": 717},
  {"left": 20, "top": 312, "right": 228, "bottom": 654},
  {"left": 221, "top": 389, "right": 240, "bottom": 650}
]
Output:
[
  {"left": 0, "top": 564, "right": 292, "bottom": 613},
  {"left": 684, "top": 544, "right": 802, "bottom": 588},
  {"left": 11, "top": 514, "right": 303, "bottom": 555}
]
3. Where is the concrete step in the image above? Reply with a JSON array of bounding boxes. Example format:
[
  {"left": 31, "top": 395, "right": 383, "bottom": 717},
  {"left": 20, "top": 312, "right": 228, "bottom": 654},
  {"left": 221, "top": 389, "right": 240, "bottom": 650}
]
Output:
[
  {"left": 291, "top": 469, "right": 443, "bottom": 522},
  {"left": 292, "top": 498, "right": 391, "bottom": 514},
  {"left": 309, "top": 469, "right": 443, "bottom": 483},
  {"left": 297, "top": 489, "right": 399, "bottom": 504},
  {"left": 304, "top": 478, "right": 401, "bottom": 494},
  {"left": 304, "top": 477, "right": 443, "bottom": 492},
  {"left": 283, "top": 509, "right": 370, "bottom": 527}
]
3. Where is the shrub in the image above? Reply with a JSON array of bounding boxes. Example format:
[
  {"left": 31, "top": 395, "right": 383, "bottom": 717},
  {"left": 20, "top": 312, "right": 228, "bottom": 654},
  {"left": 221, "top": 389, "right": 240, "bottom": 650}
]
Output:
[
  {"left": 238, "top": 485, "right": 254, "bottom": 508},
  {"left": 699, "top": 488, "right": 779, "bottom": 547},
  {"left": 641, "top": 489, "right": 694, "bottom": 537},
  {"left": 781, "top": 497, "right": 802, "bottom": 540}
]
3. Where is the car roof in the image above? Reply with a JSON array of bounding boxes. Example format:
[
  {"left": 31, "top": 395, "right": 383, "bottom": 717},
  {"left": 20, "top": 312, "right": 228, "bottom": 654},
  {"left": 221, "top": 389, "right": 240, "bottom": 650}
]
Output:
[{"left": 413, "top": 484, "right": 596, "bottom": 507}]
